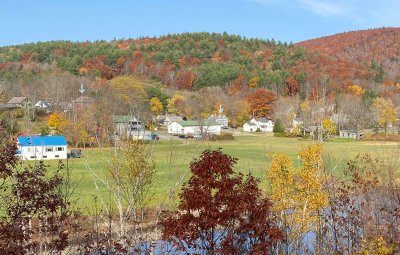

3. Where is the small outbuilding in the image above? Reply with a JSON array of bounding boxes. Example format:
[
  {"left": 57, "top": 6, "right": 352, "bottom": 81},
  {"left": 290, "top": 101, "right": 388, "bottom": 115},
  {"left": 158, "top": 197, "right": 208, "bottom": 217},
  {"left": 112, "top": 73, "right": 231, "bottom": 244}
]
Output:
[
  {"left": 17, "top": 136, "right": 68, "bottom": 160},
  {"left": 339, "top": 130, "right": 362, "bottom": 139}
]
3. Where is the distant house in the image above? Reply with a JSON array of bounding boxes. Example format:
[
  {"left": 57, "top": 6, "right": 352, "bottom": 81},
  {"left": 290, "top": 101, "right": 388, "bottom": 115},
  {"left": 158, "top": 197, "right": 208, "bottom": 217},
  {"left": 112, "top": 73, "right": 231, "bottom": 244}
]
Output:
[
  {"left": 243, "top": 122, "right": 258, "bottom": 132},
  {"left": 208, "top": 114, "right": 228, "bottom": 128},
  {"left": 7, "top": 96, "right": 32, "bottom": 109},
  {"left": 168, "top": 120, "right": 221, "bottom": 136},
  {"left": 243, "top": 117, "right": 274, "bottom": 132},
  {"left": 17, "top": 136, "right": 68, "bottom": 160},
  {"left": 0, "top": 103, "right": 18, "bottom": 111},
  {"left": 340, "top": 130, "right": 362, "bottom": 139},
  {"left": 72, "top": 96, "right": 94, "bottom": 111},
  {"left": 34, "top": 100, "right": 50, "bottom": 109}
]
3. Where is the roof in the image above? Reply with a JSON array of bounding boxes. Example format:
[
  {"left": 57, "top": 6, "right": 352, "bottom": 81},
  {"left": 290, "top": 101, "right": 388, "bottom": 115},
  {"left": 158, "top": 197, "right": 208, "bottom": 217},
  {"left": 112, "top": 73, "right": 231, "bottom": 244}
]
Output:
[
  {"left": 113, "top": 115, "right": 131, "bottom": 123},
  {"left": 72, "top": 96, "right": 94, "bottom": 104},
  {"left": 176, "top": 120, "right": 220, "bottom": 127},
  {"left": 7, "top": 97, "right": 27, "bottom": 104},
  {"left": 166, "top": 115, "right": 183, "bottom": 122},
  {"left": 34, "top": 100, "right": 50, "bottom": 108},
  {"left": 252, "top": 117, "right": 273, "bottom": 123},
  {"left": 18, "top": 136, "right": 67, "bottom": 147},
  {"left": 208, "top": 114, "right": 228, "bottom": 120},
  {"left": 244, "top": 122, "right": 257, "bottom": 126},
  {"left": 0, "top": 103, "right": 18, "bottom": 110}
]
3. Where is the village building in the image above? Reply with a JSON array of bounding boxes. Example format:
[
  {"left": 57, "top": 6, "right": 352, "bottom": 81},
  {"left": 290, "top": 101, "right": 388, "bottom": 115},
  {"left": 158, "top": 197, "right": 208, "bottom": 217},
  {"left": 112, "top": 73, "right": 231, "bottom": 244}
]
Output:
[
  {"left": 157, "top": 114, "right": 184, "bottom": 126},
  {"left": 208, "top": 114, "right": 229, "bottom": 128},
  {"left": 17, "top": 136, "right": 68, "bottom": 160},
  {"left": 243, "top": 117, "right": 274, "bottom": 132},
  {"left": 71, "top": 95, "right": 94, "bottom": 111},
  {"left": 243, "top": 122, "right": 258, "bottom": 132},
  {"left": 339, "top": 130, "right": 362, "bottom": 139},
  {"left": 168, "top": 120, "right": 221, "bottom": 136},
  {"left": 7, "top": 96, "right": 33, "bottom": 109},
  {"left": 34, "top": 99, "right": 50, "bottom": 109}
]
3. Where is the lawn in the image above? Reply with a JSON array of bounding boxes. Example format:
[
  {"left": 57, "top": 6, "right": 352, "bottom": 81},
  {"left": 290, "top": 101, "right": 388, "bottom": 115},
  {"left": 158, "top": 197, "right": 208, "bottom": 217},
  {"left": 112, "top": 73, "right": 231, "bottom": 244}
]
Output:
[{"left": 38, "top": 134, "right": 400, "bottom": 212}]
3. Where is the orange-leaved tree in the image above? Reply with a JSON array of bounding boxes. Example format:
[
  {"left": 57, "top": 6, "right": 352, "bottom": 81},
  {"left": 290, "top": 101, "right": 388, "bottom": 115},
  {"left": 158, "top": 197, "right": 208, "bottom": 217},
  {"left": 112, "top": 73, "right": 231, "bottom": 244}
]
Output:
[{"left": 245, "top": 89, "right": 277, "bottom": 118}]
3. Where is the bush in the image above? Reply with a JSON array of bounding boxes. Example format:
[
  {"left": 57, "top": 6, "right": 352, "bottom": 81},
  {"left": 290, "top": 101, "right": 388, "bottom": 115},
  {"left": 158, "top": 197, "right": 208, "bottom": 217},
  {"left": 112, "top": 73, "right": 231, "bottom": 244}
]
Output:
[{"left": 210, "top": 132, "right": 235, "bottom": 141}]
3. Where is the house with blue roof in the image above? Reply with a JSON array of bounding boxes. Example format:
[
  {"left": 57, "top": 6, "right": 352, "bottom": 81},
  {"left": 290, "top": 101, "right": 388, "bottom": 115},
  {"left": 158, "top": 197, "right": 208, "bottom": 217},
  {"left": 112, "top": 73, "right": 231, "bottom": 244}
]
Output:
[{"left": 17, "top": 136, "right": 68, "bottom": 160}]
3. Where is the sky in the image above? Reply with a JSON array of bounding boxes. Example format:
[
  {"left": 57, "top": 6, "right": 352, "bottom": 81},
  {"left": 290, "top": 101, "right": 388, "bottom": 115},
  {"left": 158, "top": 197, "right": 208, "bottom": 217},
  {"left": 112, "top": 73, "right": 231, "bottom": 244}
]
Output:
[{"left": 1, "top": 0, "right": 400, "bottom": 46}]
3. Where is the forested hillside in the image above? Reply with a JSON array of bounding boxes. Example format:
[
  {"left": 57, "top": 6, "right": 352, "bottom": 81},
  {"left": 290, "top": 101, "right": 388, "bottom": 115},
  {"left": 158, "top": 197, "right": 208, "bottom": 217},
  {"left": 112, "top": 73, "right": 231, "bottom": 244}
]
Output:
[{"left": 1, "top": 29, "right": 398, "bottom": 99}]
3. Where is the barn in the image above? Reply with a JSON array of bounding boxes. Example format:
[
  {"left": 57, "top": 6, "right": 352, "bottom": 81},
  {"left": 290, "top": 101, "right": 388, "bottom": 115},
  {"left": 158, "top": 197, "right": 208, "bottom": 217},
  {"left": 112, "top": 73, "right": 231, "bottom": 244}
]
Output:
[{"left": 17, "top": 136, "right": 68, "bottom": 160}]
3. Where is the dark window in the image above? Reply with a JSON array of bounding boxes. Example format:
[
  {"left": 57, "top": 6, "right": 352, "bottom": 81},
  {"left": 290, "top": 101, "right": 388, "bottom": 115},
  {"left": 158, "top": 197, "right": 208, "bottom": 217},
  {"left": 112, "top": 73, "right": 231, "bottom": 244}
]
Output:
[
  {"left": 55, "top": 155, "right": 59, "bottom": 158},
  {"left": 57, "top": 147, "right": 64, "bottom": 151},
  {"left": 43, "top": 156, "right": 47, "bottom": 158}
]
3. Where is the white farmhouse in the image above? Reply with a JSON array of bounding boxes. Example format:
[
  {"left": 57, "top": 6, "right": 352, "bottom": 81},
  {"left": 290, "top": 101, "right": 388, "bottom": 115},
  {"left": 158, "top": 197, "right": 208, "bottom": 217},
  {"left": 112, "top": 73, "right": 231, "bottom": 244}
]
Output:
[
  {"left": 17, "top": 136, "right": 68, "bottom": 160},
  {"left": 243, "top": 117, "right": 274, "bottom": 132},
  {"left": 208, "top": 114, "right": 229, "bottom": 128},
  {"left": 243, "top": 122, "right": 258, "bottom": 132},
  {"left": 168, "top": 120, "right": 221, "bottom": 136}
]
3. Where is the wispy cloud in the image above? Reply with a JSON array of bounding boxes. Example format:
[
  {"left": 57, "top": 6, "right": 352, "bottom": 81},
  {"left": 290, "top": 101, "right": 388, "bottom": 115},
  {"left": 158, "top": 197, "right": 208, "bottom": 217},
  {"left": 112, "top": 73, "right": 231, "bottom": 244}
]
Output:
[
  {"left": 298, "top": 0, "right": 346, "bottom": 17},
  {"left": 246, "top": 0, "right": 400, "bottom": 26}
]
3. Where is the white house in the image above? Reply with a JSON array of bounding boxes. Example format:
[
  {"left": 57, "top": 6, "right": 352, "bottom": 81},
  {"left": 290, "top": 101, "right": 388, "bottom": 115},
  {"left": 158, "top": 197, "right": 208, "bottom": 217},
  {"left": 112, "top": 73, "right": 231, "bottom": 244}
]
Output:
[
  {"left": 243, "top": 122, "right": 258, "bottom": 132},
  {"left": 34, "top": 100, "right": 50, "bottom": 109},
  {"left": 17, "top": 136, "right": 68, "bottom": 160},
  {"left": 243, "top": 117, "right": 274, "bottom": 132},
  {"left": 208, "top": 114, "right": 228, "bottom": 128},
  {"left": 168, "top": 120, "right": 221, "bottom": 136}
]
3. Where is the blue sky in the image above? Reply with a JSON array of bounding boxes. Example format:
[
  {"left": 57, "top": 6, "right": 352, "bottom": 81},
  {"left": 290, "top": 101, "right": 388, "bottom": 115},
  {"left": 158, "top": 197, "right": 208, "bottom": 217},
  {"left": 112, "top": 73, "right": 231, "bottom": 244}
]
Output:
[{"left": 1, "top": 0, "right": 400, "bottom": 46}]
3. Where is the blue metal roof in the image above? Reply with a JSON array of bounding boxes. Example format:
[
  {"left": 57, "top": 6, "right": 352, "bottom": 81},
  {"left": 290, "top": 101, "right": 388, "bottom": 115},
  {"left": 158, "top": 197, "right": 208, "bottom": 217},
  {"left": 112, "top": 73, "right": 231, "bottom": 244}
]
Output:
[{"left": 18, "top": 136, "right": 67, "bottom": 147}]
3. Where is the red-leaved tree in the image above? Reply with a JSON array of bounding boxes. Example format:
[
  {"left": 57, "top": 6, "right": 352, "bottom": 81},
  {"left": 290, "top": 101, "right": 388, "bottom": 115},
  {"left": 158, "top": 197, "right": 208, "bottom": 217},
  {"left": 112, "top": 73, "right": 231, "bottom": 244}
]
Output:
[{"left": 160, "top": 149, "right": 283, "bottom": 254}]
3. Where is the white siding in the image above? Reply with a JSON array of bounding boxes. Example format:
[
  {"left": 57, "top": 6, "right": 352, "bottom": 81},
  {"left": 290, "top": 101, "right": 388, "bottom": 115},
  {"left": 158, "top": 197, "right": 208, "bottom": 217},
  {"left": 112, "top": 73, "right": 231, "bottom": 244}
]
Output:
[{"left": 19, "top": 145, "right": 67, "bottom": 160}]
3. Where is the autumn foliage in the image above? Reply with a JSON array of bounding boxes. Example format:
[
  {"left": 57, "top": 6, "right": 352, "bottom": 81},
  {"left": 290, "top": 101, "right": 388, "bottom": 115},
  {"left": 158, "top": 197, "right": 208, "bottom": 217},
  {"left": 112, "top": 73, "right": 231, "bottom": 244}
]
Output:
[
  {"left": 160, "top": 149, "right": 283, "bottom": 254},
  {"left": 245, "top": 89, "right": 277, "bottom": 117}
]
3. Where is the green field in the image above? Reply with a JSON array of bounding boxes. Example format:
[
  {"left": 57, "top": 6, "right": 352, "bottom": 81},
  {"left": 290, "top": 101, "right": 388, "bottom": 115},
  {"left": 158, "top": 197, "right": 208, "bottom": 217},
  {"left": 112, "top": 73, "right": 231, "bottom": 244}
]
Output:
[{"left": 35, "top": 134, "right": 400, "bottom": 211}]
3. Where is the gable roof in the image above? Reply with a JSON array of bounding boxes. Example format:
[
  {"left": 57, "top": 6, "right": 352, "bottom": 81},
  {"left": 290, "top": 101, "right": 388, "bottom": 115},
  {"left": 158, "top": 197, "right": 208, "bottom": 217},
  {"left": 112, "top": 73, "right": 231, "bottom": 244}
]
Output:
[
  {"left": 0, "top": 103, "right": 18, "bottom": 110},
  {"left": 34, "top": 100, "right": 50, "bottom": 108},
  {"left": 18, "top": 136, "right": 67, "bottom": 147},
  {"left": 166, "top": 115, "right": 183, "bottom": 122},
  {"left": 7, "top": 97, "right": 27, "bottom": 104},
  {"left": 113, "top": 115, "right": 132, "bottom": 123},
  {"left": 253, "top": 117, "right": 272, "bottom": 123},
  {"left": 72, "top": 96, "right": 94, "bottom": 104},
  {"left": 244, "top": 122, "right": 257, "bottom": 126}
]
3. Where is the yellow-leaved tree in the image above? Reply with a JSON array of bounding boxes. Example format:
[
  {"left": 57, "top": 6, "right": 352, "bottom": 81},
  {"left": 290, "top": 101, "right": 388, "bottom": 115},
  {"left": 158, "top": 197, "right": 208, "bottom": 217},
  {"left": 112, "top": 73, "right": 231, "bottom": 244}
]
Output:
[
  {"left": 322, "top": 117, "right": 336, "bottom": 140},
  {"left": 167, "top": 94, "right": 186, "bottom": 115},
  {"left": 268, "top": 144, "right": 328, "bottom": 254},
  {"left": 47, "top": 112, "right": 68, "bottom": 134},
  {"left": 372, "top": 97, "right": 397, "bottom": 134},
  {"left": 150, "top": 97, "right": 163, "bottom": 116}
]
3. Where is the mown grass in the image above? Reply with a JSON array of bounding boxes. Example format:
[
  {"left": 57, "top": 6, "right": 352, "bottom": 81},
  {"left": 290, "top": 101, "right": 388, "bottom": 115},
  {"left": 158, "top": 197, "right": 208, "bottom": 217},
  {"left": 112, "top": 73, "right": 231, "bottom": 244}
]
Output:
[{"left": 35, "top": 134, "right": 400, "bottom": 212}]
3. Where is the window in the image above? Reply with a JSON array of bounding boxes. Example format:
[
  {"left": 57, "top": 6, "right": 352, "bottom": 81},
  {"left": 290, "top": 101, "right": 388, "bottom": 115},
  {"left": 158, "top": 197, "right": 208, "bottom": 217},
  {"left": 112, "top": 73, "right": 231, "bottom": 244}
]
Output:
[
  {"left": 46, "top": 147, "right": 53, "bottom": 152},
  {"left": 43, "top": 156, "right": 47, "bottom": 158},
  {"left": 30, "top": 156, "right": 36, "bottom": 159},
  {"left": 57, "top": 147, "right": 64, "bottom": 151},
  {"left": 55, "top": 155, "right": 59, "bottom": 158}
]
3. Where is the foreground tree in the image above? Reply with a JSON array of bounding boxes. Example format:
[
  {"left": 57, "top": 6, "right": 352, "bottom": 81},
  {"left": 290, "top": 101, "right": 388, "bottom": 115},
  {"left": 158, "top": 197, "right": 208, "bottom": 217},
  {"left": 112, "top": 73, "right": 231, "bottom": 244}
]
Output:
[
  {"left": 160, "top": 149, "right": 283, "bottom": 254},
  {"left": 0, "top": 137, "right": 70, "bottom": 254},
  {"left": 268, "top": 144, "right": 328, "bottom": 254}
]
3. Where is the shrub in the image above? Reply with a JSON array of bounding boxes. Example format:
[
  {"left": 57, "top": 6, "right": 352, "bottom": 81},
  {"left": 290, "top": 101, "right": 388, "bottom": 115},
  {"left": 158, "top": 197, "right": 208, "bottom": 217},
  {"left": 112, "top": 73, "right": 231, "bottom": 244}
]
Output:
[{"left": 210, "top": 132, "right": 234, "bottom": 141}]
